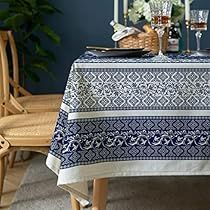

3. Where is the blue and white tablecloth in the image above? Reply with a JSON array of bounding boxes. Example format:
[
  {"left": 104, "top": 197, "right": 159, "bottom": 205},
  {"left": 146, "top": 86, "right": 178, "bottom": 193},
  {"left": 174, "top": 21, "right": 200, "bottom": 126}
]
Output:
[{"left": 46, "top": 54, "right": 210, "bottom": 204}]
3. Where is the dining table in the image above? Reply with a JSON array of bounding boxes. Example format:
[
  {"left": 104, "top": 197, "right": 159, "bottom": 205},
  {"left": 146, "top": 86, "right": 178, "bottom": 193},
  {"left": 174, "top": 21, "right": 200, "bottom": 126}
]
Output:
[{"left": 46, "top": 53, "right": 210, "bottom": 210}]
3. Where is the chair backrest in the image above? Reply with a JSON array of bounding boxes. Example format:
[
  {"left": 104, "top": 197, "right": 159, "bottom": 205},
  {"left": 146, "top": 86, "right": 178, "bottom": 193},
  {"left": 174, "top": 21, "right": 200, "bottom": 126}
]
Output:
[
  {"left": 6, "top": 31, "right": 31, "bottom": 97},
  {"left": 0, "top": 31, "right": 10, "bottom": 116},
  {"left": 7, "top": 31, "right": 19, "bottom": 97},
  {"left": 0, "top": 46, "right": 4, "bottom": 118},
  {"left": 0, "top": 30, "right": 20, "bottom": 96},
  {"left": 0, "top": 31, "right": 25, "bottom": 116},
  {"left": 0, "top": 31, "right": 30, "bottom": 115}
]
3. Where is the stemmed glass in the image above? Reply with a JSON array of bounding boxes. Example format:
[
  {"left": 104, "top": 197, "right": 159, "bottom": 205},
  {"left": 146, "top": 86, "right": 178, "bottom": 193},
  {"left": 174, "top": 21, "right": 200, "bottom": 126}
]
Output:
[
  {"left": 149, "top": 0, "right": 172, "bottom": 61},
  {"left": 190, "top": 10, "right": 209, "bottom": 51}
]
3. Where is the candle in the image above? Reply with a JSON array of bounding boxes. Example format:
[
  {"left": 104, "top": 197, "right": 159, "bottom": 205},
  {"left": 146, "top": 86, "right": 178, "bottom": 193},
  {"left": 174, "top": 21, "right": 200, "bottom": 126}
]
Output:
[
  {"left": 123, "top": 0, "right": 128, "bottom": 15},
  {"left": 185, "top": 0, "right": 190, "bottom": 21},
  {"left": 114, "top": 0, "right": 119, "bottom": 23}
]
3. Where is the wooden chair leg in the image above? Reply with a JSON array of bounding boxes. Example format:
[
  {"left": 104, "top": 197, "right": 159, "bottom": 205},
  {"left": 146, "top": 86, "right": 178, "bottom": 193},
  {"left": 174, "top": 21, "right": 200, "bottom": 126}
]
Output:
[
  {"left": 4, "top": 155, "right": 9, "bottom": 166},
  {"left": 0, "top": 157, "right": 5, "bottom": 205},
  {"left": 92, "top": 178, "right": 108, "bottom": 210},
  {"left": 70, "top": 194, "right": 80, "bottom": 210},
  {"left": 9, "top": 151, "right": 16, "bottom": 168}
]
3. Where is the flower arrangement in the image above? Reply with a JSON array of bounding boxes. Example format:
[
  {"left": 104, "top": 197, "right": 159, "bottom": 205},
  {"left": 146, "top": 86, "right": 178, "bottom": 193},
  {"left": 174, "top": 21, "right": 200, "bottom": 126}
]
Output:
[{"left": 128, "top": 0, "right": 193, "bottom": 24}]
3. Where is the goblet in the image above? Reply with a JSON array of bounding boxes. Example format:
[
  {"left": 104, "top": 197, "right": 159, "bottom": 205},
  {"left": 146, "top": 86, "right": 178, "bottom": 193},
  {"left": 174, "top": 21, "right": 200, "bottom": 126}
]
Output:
[
  {"left": 190, "top": 10, "right": 209, "bottom": 51},
  {"left": 149, "top": 0, "right": 172, "bottom": 61}
]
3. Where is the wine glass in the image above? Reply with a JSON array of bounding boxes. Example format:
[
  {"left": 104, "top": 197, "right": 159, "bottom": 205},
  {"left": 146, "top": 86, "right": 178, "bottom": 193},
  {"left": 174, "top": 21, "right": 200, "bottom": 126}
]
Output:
[
  {"left": 149, "top": 0, "right": 172, "bottom": 61},
  {"left": 190, "top": 10, "right": 209, "bottom": 51}
]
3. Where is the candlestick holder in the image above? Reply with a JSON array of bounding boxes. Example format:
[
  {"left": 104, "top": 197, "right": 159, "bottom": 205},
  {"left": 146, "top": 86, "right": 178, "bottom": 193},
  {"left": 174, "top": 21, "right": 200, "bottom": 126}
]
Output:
[
  {"left": 185, "top": 20, "right": 191, "bottom": 53},
  {"left": 124, "top": 13, "right": 128, "bottom": 26}
]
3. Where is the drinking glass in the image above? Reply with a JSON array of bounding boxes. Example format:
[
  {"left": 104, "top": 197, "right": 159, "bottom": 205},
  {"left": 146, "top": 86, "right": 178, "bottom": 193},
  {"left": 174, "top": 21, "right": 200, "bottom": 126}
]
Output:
[
  {"left": 191, "top": 10, "right": 209, "bottom": 51},
  {"left": 149, "top": 0, "right": 172, "bottom": 61}
]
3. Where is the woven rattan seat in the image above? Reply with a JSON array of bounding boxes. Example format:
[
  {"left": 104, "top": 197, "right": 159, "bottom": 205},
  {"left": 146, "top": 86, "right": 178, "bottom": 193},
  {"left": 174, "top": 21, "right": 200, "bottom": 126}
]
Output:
[
  {"left": 16, "top": 94, "right": 62, "bottom": 112},
  {"left": 0, "top": 112, "right": 57, "bottom": 139},
  {"left": 0, "top": 111, "right": 58, "bottom": 203}
]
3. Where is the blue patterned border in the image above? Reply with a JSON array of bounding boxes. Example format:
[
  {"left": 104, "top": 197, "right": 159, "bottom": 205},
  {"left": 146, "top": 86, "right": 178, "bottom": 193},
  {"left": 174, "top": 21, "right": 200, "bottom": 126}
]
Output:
[
  {"left": 60, "top": 145, "right": 210, "bottom": 169},
  {"left": 49, "top": 111, "right": 210, "bottom": 168}
]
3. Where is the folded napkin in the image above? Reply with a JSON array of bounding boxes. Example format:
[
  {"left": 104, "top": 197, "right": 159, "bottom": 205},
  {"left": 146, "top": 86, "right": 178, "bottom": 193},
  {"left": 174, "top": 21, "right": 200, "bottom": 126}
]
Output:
[{"left": 112, "top": 27, "right": 141, "bottom": 42}]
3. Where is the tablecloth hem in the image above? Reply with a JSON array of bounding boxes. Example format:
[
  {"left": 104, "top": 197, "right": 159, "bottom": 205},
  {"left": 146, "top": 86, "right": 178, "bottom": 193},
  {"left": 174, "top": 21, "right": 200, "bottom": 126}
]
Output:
[
  {"left": 46, "top": 153, "right": 61, "bottom": 175},
  {"left": 56, "top": 159, "right": 210, "bottom": 185},
  {"left": 58, "top": 170, "right": 210, "bottom": 186}
]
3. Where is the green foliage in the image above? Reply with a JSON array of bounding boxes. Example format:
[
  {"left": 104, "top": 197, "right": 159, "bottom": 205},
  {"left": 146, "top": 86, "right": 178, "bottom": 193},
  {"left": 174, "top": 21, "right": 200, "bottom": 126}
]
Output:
[
  {"left": 171, "top": 5, "right": 185, "bottom": 23},
  {"left": 0, "top": 0, "right": 61, "bottom": 82}
]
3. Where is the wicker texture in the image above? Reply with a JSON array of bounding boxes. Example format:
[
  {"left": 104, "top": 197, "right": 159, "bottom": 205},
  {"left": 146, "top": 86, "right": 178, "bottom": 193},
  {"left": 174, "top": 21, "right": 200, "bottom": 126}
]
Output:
[
  {"left": 0, "top": 112, "right": 57, "bottom": 137},
  {"left": 16, "top": 95, "right": 62, "bottom": 111},
  {"left": 0, "top": 31, "right": 63, "bottom": 114},
  {"left": 118, "top": 25, "right": 168, "bottom": 54}
]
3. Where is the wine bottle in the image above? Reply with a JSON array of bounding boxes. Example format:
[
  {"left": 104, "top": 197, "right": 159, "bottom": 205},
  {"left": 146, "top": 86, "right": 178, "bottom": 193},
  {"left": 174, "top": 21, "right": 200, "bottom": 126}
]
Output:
[
  {"left": 110, "top": 20, "right": 126, "bottom": 32},
  {"left": 110, "top": 20, "right": 141, "bottom": 41},
  {"left": 167, "top": 23, "right": 181, "bottom": 53}
]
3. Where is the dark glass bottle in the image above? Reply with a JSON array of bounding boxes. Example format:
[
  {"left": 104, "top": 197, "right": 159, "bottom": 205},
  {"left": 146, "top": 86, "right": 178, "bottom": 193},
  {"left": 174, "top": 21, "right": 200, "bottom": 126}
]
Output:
[{"left": 167, "top": 23, "right": 181, "bottom": 53}]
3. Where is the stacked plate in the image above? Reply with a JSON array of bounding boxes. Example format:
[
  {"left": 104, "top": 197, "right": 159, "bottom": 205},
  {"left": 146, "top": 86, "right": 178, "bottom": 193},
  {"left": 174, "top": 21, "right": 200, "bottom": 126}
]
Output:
[{"left": 86, "top": 46, "right": 150, "bottom": 58}]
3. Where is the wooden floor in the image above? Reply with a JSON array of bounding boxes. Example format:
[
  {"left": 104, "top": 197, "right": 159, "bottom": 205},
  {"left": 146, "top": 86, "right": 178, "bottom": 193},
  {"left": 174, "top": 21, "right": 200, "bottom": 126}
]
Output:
[{"left": 0, "top": 160, "right": 30, "bottom": 210}]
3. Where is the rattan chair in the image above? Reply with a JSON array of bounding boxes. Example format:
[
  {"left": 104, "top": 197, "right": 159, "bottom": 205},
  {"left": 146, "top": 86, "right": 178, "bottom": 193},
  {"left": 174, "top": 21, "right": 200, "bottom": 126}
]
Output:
[
  {"left": 2, "top": 31, "right": 63, "bottom": 167},
  {"left": 0, "top": 30, "right": 58, "bottom": 204},
  {"left": 6, "top": 31, "right": 63, "bottom": 114}
]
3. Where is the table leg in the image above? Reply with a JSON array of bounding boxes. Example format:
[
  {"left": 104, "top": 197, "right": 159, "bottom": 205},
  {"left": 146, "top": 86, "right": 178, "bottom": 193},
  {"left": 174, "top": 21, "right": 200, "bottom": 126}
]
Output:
[
  {"left": 0, "top": 157, "right": 5, "bottom": 205},
  {"left": 70, "top": 194, "right": 80, "bottom": 210},
  {"left": 92, "top": 178, "right": 108, "bottom": 210}
]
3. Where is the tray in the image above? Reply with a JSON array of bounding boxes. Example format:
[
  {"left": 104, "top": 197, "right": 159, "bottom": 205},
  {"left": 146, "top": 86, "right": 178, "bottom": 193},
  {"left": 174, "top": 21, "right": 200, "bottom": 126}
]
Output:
[{"left": 86, "top": 46, "right": 149, "bottom": 57}]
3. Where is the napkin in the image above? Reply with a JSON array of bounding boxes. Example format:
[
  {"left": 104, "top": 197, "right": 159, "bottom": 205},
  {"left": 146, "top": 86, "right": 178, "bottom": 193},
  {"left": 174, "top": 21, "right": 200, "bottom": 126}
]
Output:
[{"left": 112, "top": 27, "right": 141, "bottom": 42}]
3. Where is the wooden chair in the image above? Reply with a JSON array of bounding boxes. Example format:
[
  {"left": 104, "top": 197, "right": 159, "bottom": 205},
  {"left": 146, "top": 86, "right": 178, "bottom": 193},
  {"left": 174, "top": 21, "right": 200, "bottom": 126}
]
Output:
[
  {"left": 2, "top": 31, "right": 63, "bottom": 167},
  {"left": 6, "top": 31, "right": 63, "bottom": 114}
]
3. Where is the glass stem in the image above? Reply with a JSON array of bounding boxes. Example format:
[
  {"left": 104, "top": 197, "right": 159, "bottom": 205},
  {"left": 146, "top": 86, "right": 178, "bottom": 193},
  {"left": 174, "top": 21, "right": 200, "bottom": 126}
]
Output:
[
  {"left": 195, "top": 31, "right": 202, "bottom": 51},
  {"left": 156, "top": 28, "right": 165, "bottom": 56}
]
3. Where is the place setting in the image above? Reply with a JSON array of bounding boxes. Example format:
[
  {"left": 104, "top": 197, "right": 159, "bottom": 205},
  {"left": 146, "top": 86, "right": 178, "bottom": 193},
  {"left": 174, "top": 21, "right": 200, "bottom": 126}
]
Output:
[{"left": 87, "top": 0, "right": 210, "bottom": 60}]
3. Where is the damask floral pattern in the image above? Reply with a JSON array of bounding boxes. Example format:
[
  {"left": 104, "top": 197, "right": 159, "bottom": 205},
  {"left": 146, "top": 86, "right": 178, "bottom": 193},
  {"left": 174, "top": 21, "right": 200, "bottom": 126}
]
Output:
[
  {"left": 49, "top": 56, "right": 210, "bottom": 169},
  {"left": 64, "top": 68, "right": 210, "bottom": 112},
  {"left": 49, "top": 112, "right": 210, "bottom": 168}
]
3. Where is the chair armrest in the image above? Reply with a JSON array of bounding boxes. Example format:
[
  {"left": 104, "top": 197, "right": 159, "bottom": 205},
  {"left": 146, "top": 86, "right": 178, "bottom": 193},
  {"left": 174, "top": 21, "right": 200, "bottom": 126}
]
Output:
[{"left": 1, "top": 94, "right": 28, "bottom": 115}]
